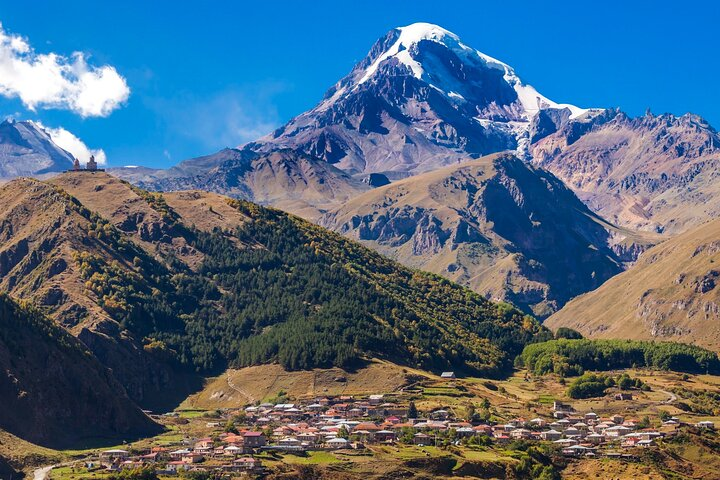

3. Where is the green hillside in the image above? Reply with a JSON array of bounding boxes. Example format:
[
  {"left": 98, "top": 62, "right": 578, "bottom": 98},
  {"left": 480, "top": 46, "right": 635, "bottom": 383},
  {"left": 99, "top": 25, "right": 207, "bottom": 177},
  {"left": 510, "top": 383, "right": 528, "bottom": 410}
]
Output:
[{"left": 75, "top": 187, "right": 550, "bottom": 377}]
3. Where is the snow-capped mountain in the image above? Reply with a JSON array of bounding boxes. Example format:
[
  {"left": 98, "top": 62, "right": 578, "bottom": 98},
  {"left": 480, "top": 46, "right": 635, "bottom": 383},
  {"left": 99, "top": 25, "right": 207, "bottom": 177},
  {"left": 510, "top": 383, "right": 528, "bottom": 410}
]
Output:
[
  {"left": 248, "top": 22, "right": 600, "bottom": 178},
  {"left": 0, "top": 119, "right": 76, "bottom": 178}
]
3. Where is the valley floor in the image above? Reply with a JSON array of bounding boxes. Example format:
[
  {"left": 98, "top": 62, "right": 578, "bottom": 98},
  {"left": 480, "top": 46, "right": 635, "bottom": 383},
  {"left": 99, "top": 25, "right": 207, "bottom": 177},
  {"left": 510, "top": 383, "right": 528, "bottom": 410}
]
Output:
[{"left": 8, "top": 362, "right": 720, "bottom": 480}]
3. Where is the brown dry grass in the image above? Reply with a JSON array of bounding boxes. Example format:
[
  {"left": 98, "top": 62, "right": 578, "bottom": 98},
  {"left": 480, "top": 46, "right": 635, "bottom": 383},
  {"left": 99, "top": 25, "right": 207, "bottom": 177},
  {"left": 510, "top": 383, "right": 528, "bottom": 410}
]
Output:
[
  {"left": 547, "top": 217, "right": 720, "bottom": 351},
  {"left": 181, "top": 360, "right": 435, "bottom": 408}
]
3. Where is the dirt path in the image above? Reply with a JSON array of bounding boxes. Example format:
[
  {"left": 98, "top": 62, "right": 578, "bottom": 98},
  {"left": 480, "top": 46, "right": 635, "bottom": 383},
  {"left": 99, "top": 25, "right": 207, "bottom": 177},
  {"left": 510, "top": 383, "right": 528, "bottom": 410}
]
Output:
[
  {"left": 658, "top": 390, "right": 677, "bottom": 404},
  {"left": 225, "top": 373, "right": 255, "bottom": 403}
]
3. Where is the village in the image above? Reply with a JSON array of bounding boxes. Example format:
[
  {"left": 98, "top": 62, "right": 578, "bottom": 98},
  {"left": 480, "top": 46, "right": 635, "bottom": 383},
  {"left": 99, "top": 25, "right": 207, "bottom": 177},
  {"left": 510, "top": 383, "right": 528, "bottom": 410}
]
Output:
[{"left": 78, "top": 371, "right": 717, "bottom": 479}]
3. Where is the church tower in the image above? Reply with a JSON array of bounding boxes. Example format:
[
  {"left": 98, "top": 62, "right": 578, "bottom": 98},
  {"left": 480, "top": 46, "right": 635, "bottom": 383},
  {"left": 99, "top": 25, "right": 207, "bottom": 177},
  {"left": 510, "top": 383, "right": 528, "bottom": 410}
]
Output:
[
  {"left": 73, "top": 158, "right": 80, "bottom": 170},
  {"left": 86, "top": 155, "right": 97, "bottom": 171}
]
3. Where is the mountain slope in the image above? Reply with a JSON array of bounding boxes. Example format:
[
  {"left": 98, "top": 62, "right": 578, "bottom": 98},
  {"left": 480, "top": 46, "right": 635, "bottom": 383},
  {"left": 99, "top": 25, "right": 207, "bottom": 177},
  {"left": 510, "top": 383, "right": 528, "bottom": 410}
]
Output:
[
  {"left": 0, "top": 172, "right": 549, "bottom": 393},
  {"left": 531, "top": 110, "right": 720, "bottom": 234},
  {"left": 320, "top": 152, "right": 656, "bottom": 318},
  {"left": 0, "top": 120, "right": 75, "bottom": 178},
  {"left": 546, "top": 218, "right": 720, "bottom": 350},
  {"left": 0, "top": 293, "right": 160, "bottom": 447},
  {"left": 0, "top": 176, "right": 200, "bottom": 410},
  {"left": 111, "top": 148, "right": 369, "bottom": 219},
  {"left": 249, "top": 23, "right": 596, "bottom": 179}
]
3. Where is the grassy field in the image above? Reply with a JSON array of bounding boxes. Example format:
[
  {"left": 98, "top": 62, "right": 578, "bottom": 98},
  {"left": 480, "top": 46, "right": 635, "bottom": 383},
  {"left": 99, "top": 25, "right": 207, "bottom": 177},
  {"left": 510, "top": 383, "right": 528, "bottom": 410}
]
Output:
[
  {"left": 281, "top": 451, "right": 342, "bottom": 465},
  {"left": 181, "top": 359, "right": 435, "bottom": 409}
]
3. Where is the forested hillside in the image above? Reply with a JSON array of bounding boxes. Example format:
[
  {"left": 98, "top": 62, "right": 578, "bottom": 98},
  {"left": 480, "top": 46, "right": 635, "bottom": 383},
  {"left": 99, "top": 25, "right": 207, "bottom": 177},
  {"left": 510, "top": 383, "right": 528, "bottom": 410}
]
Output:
[
  {"left": 0, "top": 171, "right": 551, "bottom": 428},
  {"left": 517, "top": 339, "right": 720, "bottom": 377},
  {"left": 70, "top": 184, "right": 550, "bottom": 377},
  {"left": 0, "top": 293, "right": 160, "bottom": 447}
]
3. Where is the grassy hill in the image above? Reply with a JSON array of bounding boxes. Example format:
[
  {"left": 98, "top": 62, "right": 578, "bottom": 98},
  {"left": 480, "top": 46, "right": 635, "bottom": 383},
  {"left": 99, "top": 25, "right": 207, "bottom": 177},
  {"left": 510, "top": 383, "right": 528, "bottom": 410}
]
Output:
[{"left": 546, "top": 218, "right": 720, "bottom": 350}]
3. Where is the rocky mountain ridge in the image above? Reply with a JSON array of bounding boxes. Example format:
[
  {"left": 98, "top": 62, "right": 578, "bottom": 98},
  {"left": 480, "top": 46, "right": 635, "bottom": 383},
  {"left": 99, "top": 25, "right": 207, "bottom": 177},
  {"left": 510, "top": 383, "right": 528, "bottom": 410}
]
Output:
[{"left": 320, "top": 152, "right": 658, "bottom": 318}]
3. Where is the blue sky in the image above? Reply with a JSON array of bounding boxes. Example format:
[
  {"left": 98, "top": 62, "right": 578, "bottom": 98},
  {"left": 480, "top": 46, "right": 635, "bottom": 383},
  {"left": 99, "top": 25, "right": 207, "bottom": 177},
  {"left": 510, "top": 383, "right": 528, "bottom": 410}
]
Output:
[{"left": 1, "top": 0, "right": 718, "bottom": 168}]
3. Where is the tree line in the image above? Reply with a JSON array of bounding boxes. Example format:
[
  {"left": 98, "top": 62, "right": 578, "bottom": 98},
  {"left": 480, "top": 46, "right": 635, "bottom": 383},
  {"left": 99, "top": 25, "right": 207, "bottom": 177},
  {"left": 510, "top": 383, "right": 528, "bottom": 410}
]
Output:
[{"left": 517, "top": 338, "right": 720, "bottom": 377}]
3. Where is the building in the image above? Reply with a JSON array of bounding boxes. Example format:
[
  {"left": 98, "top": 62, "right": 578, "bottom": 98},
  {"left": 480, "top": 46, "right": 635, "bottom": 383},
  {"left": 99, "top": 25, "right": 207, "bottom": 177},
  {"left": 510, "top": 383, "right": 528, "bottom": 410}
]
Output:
[
  {"left": 414, "top": 433, "right": 431, "bottom": 445},
  {"left": 100, "top": 449, "right": 129, "bottom": 468},
  {"left": 66, "top": 155, "right": 105, "bottom": 173},
  {"left": 375, "top": 430, "right": 397, "bottom": 442},
  {"left": 541, "top": 429, "right": 562, "bottom": 441},
  {"left": 327, "top": 437, "right": 349, "bottom": 449},
  {"left": 242, "top": 431, "right": 267, "bottom": 449}
]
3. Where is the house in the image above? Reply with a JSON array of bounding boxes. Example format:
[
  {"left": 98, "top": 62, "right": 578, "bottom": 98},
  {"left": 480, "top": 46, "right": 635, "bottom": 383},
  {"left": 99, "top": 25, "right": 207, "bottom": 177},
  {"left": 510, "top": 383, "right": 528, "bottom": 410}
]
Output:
[
  {"left": 327, "top": 437, "right": 350, "bottom": 449},
  {"left": 605, "top": 425, "right": 633, "bottom": 437},
  {"left": 562, "top": 445, "right": 592, "bottom": 457},
  {"left": 354, "top": 422, "right": 381, "bottom": 432},
  {"left": 573, "top": 422, "right": 589, "bottom": 432},
  {"left": 510, "top": 428, "right": 532, "bottom": 440},
  {"left": 193, "top": 439, "right": 213, "bottom": 454},
  {"left": 529, "top": 418, "right": 547, "bottom": 428},
  {"left": 297, "top": 432, "right": 319, "bottom": 445},
  {"left": 414, "top": 433, "right": 431, "bottom": 445},
  {"left": 556, "top": 419, "right": 571, "bottom": 430},
  {"left": 586, "top": 433, "right": 605, "bottom": 445},
  {"left": 223, "top": 445, "right": 243, "bottom": 457},
  {"left": 374, "top": 430, "right": 397, "bottom": 442},
  {"left": 347, "top": 408, "right": 364, "bottom": 418},
  {"left": 277, "top": 437, "right": 304, "bottom": 451},
  {"left": 368, "top": 394, "right": 384, "bottom": 405},
  {"left": 165, "top": 461, "right": 187, "bottom": 473},
  {"left": 697, "top": 421, "right": 715, "bottom": 429},
  {"left": 440, "top": 372, "right": 456, "bottom": 379},
  {"left": 181, "top": 453, "right": 204, "bottom": 464},
  {"left": 430, "top": 409, "right": 450, "bottom": 421},
  {"left": 541, "top": 429, "right": 562, "bottom": 441},
  {"left": 455, "top": 427, "right": 475, "bottom": 438},
  {"left": 615, "top": 393, "right": 633, "bottom": 401},
  {"left": 231, "top": 457, "right": 262, "bottom": 471},
  {"left": 243, "top": 431, "right": 267, "bottom": 449},
  {"left": 100, "top": 450, "right": 129, "bottom": 468},
  {"left": 553, "top": 401, "right": 574, "bottom": 412},
  {"left": 169, "top": 449, "right": 191, "bottom": 460},
  {"left": 563, "top": 427, "right": 581, "bottom": 437}
]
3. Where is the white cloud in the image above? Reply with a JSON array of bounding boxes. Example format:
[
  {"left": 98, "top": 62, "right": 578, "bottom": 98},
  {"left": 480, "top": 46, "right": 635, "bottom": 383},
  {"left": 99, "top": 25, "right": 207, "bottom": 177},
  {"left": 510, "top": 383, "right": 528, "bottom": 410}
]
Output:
[
  {"left": 33, "top": 121, "right": 107, "bottom": 165},
  {"left": 0, "top": 23, "right": 129, "bottom": 117}
]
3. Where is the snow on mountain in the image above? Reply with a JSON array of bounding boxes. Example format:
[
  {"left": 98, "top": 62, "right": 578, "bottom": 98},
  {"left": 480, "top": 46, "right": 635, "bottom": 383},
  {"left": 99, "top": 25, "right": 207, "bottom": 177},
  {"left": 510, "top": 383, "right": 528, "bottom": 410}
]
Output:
[
  {"left": 348, "top": 23, "right": 586, "bottom": 120},
  {"left": 0, "top": 119, "right": 76, "bottom": 178},
  {"left": 250, "top": 23, "right": 599, "bottom": 177}
]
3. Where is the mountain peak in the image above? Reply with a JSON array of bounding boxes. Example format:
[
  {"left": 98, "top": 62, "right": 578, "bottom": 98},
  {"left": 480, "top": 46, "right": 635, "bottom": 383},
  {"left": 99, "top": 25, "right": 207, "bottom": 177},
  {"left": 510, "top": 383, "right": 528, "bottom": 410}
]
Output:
[
  {"left": 0, "top": 119, "right": 75, "bottom": 178},
  {"left": 325, "top": 22, "right": 590, "bottom": 122}
]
